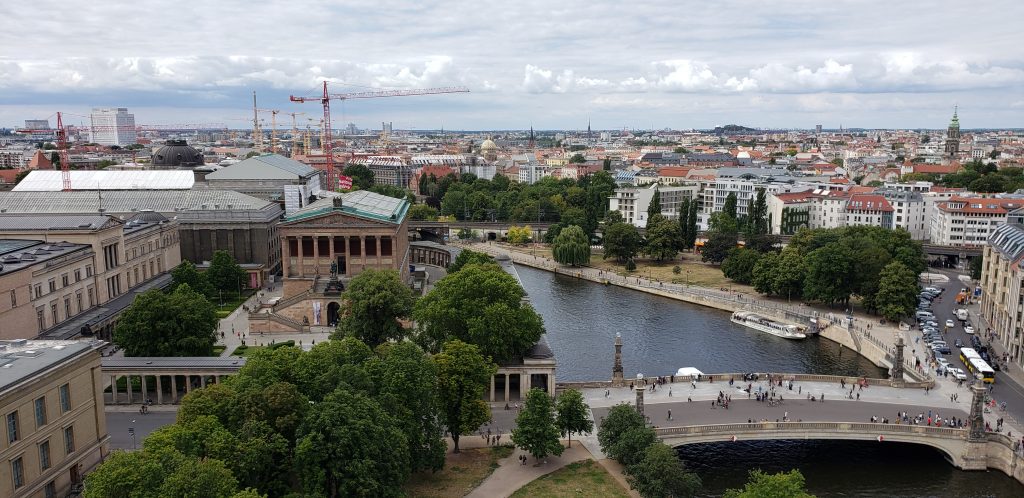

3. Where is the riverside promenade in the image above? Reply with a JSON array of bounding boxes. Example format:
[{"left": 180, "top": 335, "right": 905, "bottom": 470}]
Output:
[{"left": 465, "top": 241, "right": 930, "bottom": 382}]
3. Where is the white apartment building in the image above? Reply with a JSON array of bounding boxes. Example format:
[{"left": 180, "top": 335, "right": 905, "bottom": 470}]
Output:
[
  {"left": 89, "top": 108, "right": 136, "bottom": 146},
  {"left": 844, "top": 194, "right": 894, "bottom": 230},
  {"left": 767, "top": 192, "right": 817, "bottom": 235},
  {"left": 700, "top": 178, "right": 796, "bottom": 220},
  {"left": 517, "top": 161, "right": 549, "bottom": 185},
  {"left": 808, "top": 190, "right": 849, "bottom": 229},
  {"left": 608, "top": 184, "right": 698, "bottom": 228},
  {"left": 877, "top": 189, "right": 928, "bottom": 240},
  {"left": 930, "top": 196, "right": 1024, "bottom": 247}
]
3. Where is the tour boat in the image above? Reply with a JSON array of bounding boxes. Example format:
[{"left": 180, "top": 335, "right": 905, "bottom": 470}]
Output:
[{"left": 730, "top": 311, "right": 807, "bottom": 340}]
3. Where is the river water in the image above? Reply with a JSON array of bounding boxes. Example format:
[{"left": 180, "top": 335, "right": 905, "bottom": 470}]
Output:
[{"left": 514, "top": 264, "right": 1024, "bottom": 497}]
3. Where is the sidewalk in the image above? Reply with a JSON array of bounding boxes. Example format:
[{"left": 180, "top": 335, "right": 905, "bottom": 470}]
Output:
[
  {"left": 465, "top": 443, "right": 602, "bottom": 498},
  {"left": 216, "top": 285, "right": 332, "bottom": 356}
]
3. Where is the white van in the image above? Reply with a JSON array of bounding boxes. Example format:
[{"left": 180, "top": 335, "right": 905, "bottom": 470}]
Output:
[{"left": 956, "top": 309, "right": 969, "bottom": 321}]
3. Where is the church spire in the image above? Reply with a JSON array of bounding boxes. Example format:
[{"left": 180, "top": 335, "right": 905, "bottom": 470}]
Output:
[{"left": 529, "top": 124, "right": 535, "bottom": 149}]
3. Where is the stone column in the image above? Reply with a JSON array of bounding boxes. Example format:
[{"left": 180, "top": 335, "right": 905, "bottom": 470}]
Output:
[
  {"left": 156, "top": 376, "right": 163, "bottom": 404},
  {"left": 297, "top": 237, "right": 305, "bottom": 277},
  {"left": 141, "top": 376, "right": 148, "bottom": 403},
  {"left": 376, "top": 236, "right": 382, "bottom": 267},
  {"left": 635, "top": 383, "right": 645, "bottom": 417},
  {"left": 126, "top": 375, "right": 133, "bottom": 404},
  {"left": 201, "top": 376, "right": 206, "bottom": 388},
  {"left": 185, "top": 375, "right": 192, "bottom": 394},
  {"left": 359, "top": 237, "right": 366, "bottom": 271},
  {"left": 313, "top": 236, "right": 320, "bottom": 276},
  {"left": 171, "top": 376, "right": 178, "bottom": 404},
  {"left": 520, "top": 373, "right": 528, "bottom": 399},
  {"left": 110, "top": 375, "right": 118, "bottom": 405},
  {"left": 968, "top": 382, "right": 987, "bottom": 441},
  {"left": 214, "top": 375, "right": 220, "bottom": 384},
  {"left": 890, "top": 337, "right": 905, "bottom": 387},
  {"left": 504, "top": 374, "right": 510, "bottom": 402},
  {"left": 283, "top": 236, "right": 291, "bottom": 277},
  {"left": 612, "top": 332, "right": 624, "bottom": 387},
  {"left": 490, "top": 375, "right": 496, "bottom": 402}
]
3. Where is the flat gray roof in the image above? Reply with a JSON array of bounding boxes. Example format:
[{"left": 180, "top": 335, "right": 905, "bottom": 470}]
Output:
[
  {"left": 0, "top": 189, "right": 275, "bottom": 216},
  {"left": 102, "top": 356, "right": 246, "bottom": 370},
  {"left": 205, "top": 154, "right": 316, "bottom": 180},
  {"left": 0, "top": 340, "right": 99, "bottom": 395}
]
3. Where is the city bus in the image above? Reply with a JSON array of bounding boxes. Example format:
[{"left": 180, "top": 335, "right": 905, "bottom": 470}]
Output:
[
  {"left": 966, "top": 358, "right": 996, "bottom": 384},
  {"left": 960, "top": 347, "right": 981, "bottom": 364}
]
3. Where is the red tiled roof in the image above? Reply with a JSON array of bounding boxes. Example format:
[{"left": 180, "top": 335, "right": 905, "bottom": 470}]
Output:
[
  {"left": 848, "top": 186, "right": 875, "bottom": 194},
  {"left": 847, "top": 194, "right": 893, "bottom": 212},
  {"left": 27, "top": 150, "right": 53, "bottom": 170},
  {"left": 657, "top": 166, "right": 691, "bottom": 177},
  {"left": 773, "top": 192, "right": 819, "bottom": 203},
  {"left": 913, "top": 163, "right": 962, "bottom": 175},
  {"left": 0, "top": 169, "right": 21, "bottom": 184},
  {"left": 937, "top": 196, "right": 1024, "bottom": 214}
]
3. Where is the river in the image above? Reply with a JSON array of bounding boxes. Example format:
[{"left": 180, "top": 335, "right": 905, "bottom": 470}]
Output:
[{"left": 513, "top": 263, "right": 1024, "bottom": 497}]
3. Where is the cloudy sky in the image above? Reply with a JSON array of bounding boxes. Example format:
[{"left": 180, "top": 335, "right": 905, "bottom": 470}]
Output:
[{"left": 2, "top": 0, "right": 1022, "bottom": 130}]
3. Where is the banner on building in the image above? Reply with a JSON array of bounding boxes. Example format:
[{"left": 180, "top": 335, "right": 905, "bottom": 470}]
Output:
[{"left": 338, "top": 175, "right": 353, "bottom": 190}]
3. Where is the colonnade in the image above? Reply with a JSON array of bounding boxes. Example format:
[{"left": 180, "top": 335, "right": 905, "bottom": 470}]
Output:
[
  {"left": 283, "top": 235, "right": 396, "bottom": 277},
  {"left": 108, "top": 373, "right": 224, "bottom": 405},
  {"left": 488, "top": 371, "right": 555, "bottom": 403}
]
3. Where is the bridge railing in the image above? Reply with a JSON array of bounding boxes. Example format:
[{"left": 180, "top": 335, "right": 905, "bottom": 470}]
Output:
[
  {"left": 558, "top": 372, "right": 933, "bottom": 391},
  {"left": 655, "top": 422, "right": 968, "bottom": 439}
]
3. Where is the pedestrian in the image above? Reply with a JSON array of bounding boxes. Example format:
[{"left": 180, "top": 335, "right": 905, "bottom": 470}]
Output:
[
  {"left": 856, "top": 392, "right": 860, "bottom": 400},
  {"left": 667, "top": 409, "right": 673, "bottom": 421}
]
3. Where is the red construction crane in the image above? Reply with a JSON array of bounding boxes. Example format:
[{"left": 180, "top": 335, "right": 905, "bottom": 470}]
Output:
[
  {"left": 15, "top": 112, "right": 72, "bottom": 190},
  {"left": 289, "top": 82, "right": 469, "bottom": 190}
]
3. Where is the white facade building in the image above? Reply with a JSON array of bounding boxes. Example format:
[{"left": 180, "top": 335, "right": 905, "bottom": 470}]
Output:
[
  {"left": 89, "top": 107, "right": 136, "bottom": 146},
  {"left": 608, "top": 184, "right": 698, "bottom": 228},
  {"left": 878, "top": 189, "right": 928, "bottom": 240},
  {"left": 930, "top": 196, "right": 1024, "bottom": 247}
]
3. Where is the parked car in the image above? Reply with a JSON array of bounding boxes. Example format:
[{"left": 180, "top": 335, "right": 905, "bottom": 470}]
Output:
[
  {"left": 937, "top": 358, "right": 950, "bottom": 368},
  {"left": 954, "top": 339, "right": 964, "bottom": 348},
  {"left": 937, "top": 345, "right": 952, "bottom": 354},
  {"left": 949, "top": 367, "right": 968, "bottom": 381},
  {"left": 946, "top": 319, "right": 955, "bottom": 328},
  {"left": 924, "top": 287, "right": 943, "bottom": 294},
  {"left": 964, "top": 325, "right": 975, "bottom": 335}
]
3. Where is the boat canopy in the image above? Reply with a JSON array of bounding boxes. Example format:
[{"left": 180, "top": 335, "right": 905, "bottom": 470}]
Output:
[{"left": 675, "top": 367, "right": 704, "bottom": 378}]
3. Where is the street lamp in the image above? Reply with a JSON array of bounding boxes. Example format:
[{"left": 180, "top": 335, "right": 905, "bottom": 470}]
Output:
[{"left": 129, "top": 423, "right": 136, "bottom": 450}]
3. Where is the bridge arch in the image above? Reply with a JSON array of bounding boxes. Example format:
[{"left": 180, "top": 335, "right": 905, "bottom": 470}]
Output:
[{"left": 657, "top": 423, "right": 969, "bottom": 469}]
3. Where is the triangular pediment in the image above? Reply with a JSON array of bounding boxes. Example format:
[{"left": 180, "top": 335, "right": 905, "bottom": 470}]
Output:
[{"left": 282, "top": 210, "right": 398, "bottom": 227}]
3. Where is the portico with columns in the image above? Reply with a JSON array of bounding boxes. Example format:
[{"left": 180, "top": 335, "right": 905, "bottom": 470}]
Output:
[
  {"left": 101, "top": 357, "right": 245, "bottom": 405},
  {"left": 487, "top": 336, "right": 557, "bottom": 403}
]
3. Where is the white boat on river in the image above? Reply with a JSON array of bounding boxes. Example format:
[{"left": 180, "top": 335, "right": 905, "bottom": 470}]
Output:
[{"left": 731, "top": 311, "right": 807, "bottom": 340}]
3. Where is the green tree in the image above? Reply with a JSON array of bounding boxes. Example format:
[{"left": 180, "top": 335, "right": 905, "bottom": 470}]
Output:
[
  {"left": 701, "top": 232, "right": 737, "bottom": 265},
  {"left": 507, "top": 225, "right": 533, "bottom": 244},
  {"left": 603, "top": 222, "right": 642, "bottom": 262},
  {"left": 157, "top": 453, "right": 240, "bottom": 498},
  {"left": 626, "top": 443, "right": 702, "bottom": 498},
  {"left": 447, "top": 249, "right": 496, "bottom": 273},
  {"left": 413, "top": 263, "right": 544, "bottom": 362},
  {"left": 597, "top": 404, "right": 648, "bottom": 464},
  {"left": 723, "top": 469, "right": 815, "bottom": 498},
  {"left": 207, "top": 250, "right": 248, "bottom": 296},
  {"left": 552, "top": 225, "right": 591, "bottom": 266},
  {"left": 342, "top": 163, "right": 375, "bottom": 190},
  {"left": 610, "top": 425, "right": 657, "bottom": 466},
  {"left": 603, "top": 157, "right": 612, "bottom": 170},
  {"left": 721, "top": 248, "right": 761, "bottom": 284},
  {"left": 512, "top": 388, "right": 565, "bottom": 462},
  {"left": 685, "top": 200, "right": 698, "bottom": 250},
  {"left": 876, "top": 261, "right": 919, "bottom": 322},
  {"left": 333, "top": 269, "right": 414, "bottom": 347},
  {"left": 407, "top": 203, "right": 438, "bottom": 220},
  {"left": 678, "top": 198, "right": 692, "bottom": 250},
  {"left": 171, "top": 260, "right": 215, "bottom": 298},
  {"left": 605, "top": 210, "right": 625, "bottom": 225},
  {"left": 555, "top": 388, "right": 593, "bottom": 448},
  {"left": 647, "top": 188, "right": 662, "bottom": 220},
  {"left": 751, "top": 188, "right": 768, "bottom": 235},
  {"left": 723, "top": 192, "right": 738, "bottom": 220},
  {"left": 366, "top": 342, "right": 446, "bottom": 472},
  {"left": 84, "top": 446, "right": 240, "bottom": 498},
  {"left": 569, "top": 153, "right": 586, "bottom": 163},
  {"left": 970, "top": 255, "right": 983, "bottom": 280},
  {"left": 113, "top": 284, "right": 218, "bottom": 356},
  {"left": 644, "top": 216, "right": 682, "bottom": 261},
  {"left": 708, "top": 212, "right": 739, "bottom": 235},
  {"left": 434, "top": 340, "right": 497, "bottom": 453},
  {"left": 294, "top": 388, "right": 410, "bottom": 498},
  {"left": 803, "top": 243, "right": 856, "bottom": 306}
]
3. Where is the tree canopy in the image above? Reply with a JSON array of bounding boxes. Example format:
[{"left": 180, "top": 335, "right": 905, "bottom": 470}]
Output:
[
  {"left": 604, "top": 222, "right": 642, "bottom": 262},
  {"left": 413, "top": 263, "right": 544, "bottom": 362},
  {"left": 644, "top": 215, "right": 682, "bottom": 261},
  {"left": 875, "top": 261, "right": 919, "bottom": 322},
  {"left": 332, "top": 269, "right": 415, "bottom": 347},
  {"left": 113, "top": 283, "right": 218, "bottom": 356},
  {"left": 207, "top": 250, "right": 248, "bottom": 295},
  {"left": 723, "top": 469, "right": 815, "bottom": 498},
  {"left": 627, "top": 443, "right": 702, "bottom": 498},
  {"left": 555, "top": 388, "right": 593, "bottom": 448},
  {"left": 171, "top": 260, "right": 215, "bottom": 298},
  {"left": 447, "top": 248, "right": 495, "bottom": 273},
  {"left": 434, "top": 340, "right": 497, "bottom": 453},
  {"left": 552, "top": 224, "right": 591, "bottom": 266},
  {"left": 512, "top": 388, "right": 565, "bottom": 461}
]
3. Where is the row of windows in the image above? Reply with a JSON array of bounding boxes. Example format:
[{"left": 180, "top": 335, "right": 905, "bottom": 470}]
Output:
[
  {"left": 7, "top": 384, "right": 71, "bottom": 444},
  {"left": 31, "top": 266, "right": 93, "bottom": 301},
  {"left": 35, "top": 288, "right": 94, "bottom": 332},
  {"left": 9, "top": 427, "right": 73, "bottom": 492}
]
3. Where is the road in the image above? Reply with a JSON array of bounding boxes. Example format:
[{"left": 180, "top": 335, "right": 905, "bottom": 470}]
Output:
[
  {"left": 923, "top": 269, "right": 1024, "bottom": 426},
  {"left": 106, "top": 411, "right": 177, "bottom": 450}
]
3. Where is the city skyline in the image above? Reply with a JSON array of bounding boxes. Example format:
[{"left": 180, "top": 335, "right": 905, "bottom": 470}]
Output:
[{"left": 1, "top": 0, "right": 1022, "bottom": 129}]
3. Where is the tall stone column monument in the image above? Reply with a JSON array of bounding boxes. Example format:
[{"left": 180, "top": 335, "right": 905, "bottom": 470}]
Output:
[
  {"left": 968, "top": 382, "right": 988, "bottom": 441},
  {"left": 890, "top": 336, "right": 905, "bottom": 387},
  {"left": 635, "top": 373, "right": 645, "bottom": 417},
  {"left": 612, "top": 332, "right": 624, "bottom": 387}
]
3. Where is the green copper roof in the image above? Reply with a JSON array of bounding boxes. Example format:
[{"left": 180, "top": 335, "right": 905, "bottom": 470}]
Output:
[
  {"left": 285, "top": 190, "right": 409, "bottom": 224},
  {"left": 949, "top": 106, "right": 960, "bottom": 129}
]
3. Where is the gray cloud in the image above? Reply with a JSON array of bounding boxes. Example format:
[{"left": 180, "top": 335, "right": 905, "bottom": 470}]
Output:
[{"left": 1, "top": 0, "right": 1021, "bottom": 128}]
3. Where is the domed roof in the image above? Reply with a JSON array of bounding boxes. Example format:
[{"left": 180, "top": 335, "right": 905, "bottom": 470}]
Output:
[
  {"left": 153, "top": 139, "right": 204, "bottom": 167},
  {"left": 480, "top": 138, "right": 497, "bottom": 150}
]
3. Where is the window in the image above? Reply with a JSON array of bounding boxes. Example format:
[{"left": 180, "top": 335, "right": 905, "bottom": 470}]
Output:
[
  {"left": 63, "top": 425, "right": 75, "bottom": 454},
  {"left": 64, "top": 298, "right": 71, "bottom": 318},
  {"left": 48, "top": 279, "right": 56, "bottom": 293},
  {"left": 51, "top": 302, "right": 58, "bottom": 324},
  {"left": 34, "top": 284, "right": 42, "bottom": 299},
  {"left": 9, "top": 289, "right": 15, "bottom": 308},
  {"left": 39, "top": 440, "right": 51, "bottom": 470},
  {"left": 6, "top": 411, "right": 18, "bottom": 443},
  {"left": 76, "top": 293, "right": 82, "bottom": 313},
  {"left": 86, "top": 265, "right": 93, "bottom": 277},
  {"left": 45, "top": 481, "right": 56, "bottom": 498},
  {"left": 59, "top": 384, "right": 71, "bottom": 413},
  {"left": 11, "top": 457, "right": 24, "bottom": 489},
  {"left": 37, "top": 308, "right": 46, "bottom": 331},
  {"left": 35, "top": 397, "right": 46, "bottom": 427},
  {"left": 61, "top": 273, "right": 69, "bottom": 287},
  {"left": 74, "top": 269, "right": 81, "bottom": 282}
]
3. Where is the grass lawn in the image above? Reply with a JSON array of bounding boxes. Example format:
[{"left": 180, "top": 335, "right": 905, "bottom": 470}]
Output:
[
  {"left": 403, "top": 445, "right": 514, "bottom": 498},
  {"left": 510, "top": 459, "right": 631, "bottom": 498},
  {"left": 500, "top": 244, "right": 754, "bottom": 294},
  {"left": 231, "top": 345, "right": 266, "bottom": 357},
  {"left": 212, "top": 345, "right": 226, "bottom": 356}
]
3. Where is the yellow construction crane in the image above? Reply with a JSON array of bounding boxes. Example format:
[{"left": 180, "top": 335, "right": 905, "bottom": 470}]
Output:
[
  {"left": 255, "top": 108, "right": 280, "bottom": 153},
  {"left": 285, "top": 112, "right": 306, "bottom": 156}
]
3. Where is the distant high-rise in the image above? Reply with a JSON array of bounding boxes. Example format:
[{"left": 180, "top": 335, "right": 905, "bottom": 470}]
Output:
[
  {"left": 815, "top": 124, "right": 822, "bottom": 134},
  {"left": 24, "top": 119, "right": 49, "bottom": 129},
  {"left": 89, "top": 107, "right": 136, "bottom": 146},
  {"left": 944, "top": 106, "right": 961, "bottom": 157}
]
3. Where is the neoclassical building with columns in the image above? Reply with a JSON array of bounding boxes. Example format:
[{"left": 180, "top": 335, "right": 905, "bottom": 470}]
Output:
[{"left": 260, "top": 190, "right": 410, "bottom": 329}]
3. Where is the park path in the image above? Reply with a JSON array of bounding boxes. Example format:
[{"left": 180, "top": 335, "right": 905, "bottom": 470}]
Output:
[{"left": 465, "top": 443, "right": 633, "bottom": 498}]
